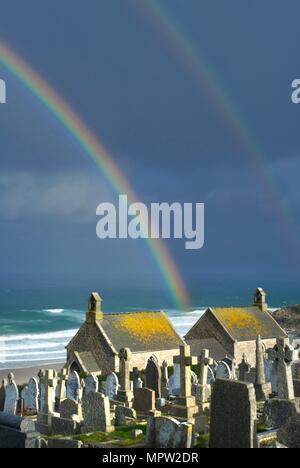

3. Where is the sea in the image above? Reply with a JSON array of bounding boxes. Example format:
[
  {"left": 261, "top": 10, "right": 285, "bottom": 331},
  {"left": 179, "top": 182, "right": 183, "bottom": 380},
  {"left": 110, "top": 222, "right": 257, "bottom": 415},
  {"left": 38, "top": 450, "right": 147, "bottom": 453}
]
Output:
[{"left": 0, "top": 283, "right": 298, "bottom": 370}]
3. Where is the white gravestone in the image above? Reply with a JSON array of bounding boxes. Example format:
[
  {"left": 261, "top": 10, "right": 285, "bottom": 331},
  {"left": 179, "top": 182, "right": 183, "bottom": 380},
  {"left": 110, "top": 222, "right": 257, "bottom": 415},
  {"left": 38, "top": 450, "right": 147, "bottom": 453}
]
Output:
[
  {"left": 207, "top": 366, "right": 215, "bottom": 385},
  {"left": 24, "top": 377, "right": 39, "bottom": 413},
  {"left": 67, "top": 371, "right": 81, "bottom": 402},
  {"left": 169, "top": 364, "right": 181, "bottom": 396},
  {"left": 216, "top": 361, "right": 232, "bottom": 380},
  {"left": 4, "top": 374, "right": 19, "bottom": 415},
  {"left": 85, "top": 375, "right": 98, "bottom": 395},
  {"left": 105, "top": 373, "right": 119, "bottom": 401}
]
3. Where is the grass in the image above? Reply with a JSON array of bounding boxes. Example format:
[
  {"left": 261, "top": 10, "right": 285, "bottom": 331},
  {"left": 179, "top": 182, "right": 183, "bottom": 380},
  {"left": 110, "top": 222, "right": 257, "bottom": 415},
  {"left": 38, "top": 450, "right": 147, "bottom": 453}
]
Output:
[{"left": 75, "top": 424, "right": 147, "bottom": 447}]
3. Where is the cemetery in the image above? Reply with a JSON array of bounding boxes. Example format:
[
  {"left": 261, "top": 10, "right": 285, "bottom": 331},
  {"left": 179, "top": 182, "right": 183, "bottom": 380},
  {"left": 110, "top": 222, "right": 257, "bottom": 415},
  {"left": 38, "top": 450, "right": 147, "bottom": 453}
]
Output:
[{"left": 1, "top": 288, "right": 300, "bottom": 449}]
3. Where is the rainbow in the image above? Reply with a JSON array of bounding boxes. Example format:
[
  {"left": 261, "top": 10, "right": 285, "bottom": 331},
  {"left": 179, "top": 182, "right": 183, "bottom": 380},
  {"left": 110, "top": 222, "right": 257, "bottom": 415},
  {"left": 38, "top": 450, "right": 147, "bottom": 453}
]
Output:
[
  {"left": 137, "top": 0, "right": 300, "bottom": 256},
  {"left": 0, "top": 40, "right": 191, "bottom": 311}
]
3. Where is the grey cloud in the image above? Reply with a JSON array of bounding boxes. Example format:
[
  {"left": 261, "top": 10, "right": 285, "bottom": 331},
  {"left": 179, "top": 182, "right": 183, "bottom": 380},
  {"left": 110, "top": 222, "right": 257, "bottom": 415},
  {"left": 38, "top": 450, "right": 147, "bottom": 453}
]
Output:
[{"left": 0, "top": 171, "right": 114, "bottom": 221}]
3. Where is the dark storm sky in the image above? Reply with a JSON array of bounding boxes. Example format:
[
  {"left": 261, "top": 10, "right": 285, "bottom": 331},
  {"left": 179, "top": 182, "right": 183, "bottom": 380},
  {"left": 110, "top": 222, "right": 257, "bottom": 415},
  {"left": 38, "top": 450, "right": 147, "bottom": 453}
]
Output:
[{"left": 0, "top": 0, "right": 300, "bottom": 300}]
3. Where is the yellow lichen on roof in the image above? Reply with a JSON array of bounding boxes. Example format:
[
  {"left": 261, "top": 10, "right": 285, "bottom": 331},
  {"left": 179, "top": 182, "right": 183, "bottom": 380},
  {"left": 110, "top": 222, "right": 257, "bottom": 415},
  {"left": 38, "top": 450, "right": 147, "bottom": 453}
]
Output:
[
  {"left": 214, "top": 308, "right": 265, "bottom": 337},
  {"left": 115, "top": 312, "right": 177, "bottom": 345}
]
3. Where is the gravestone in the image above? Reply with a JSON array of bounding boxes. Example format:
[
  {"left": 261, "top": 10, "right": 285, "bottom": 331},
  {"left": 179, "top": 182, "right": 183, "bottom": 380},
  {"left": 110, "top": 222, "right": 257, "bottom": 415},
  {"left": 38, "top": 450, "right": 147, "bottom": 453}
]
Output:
[
  {"left": 146, "top": 411, "right": 193, "bottom": 448},
  {"left": 170, "top": 345, "right": 198, "bottom": 421},
  {"left": 196, "top": 349, "right": 214, "bottom": 411},
  {"left": 216, "top": 361, "right": 232, "bottom": 380},
  {"left": 37, "top": 370, "right": 58, "bottom": 434},
  {"left": 133, "top": 387, "right": 156, "bottom": 413},
  {"left": 115, "top": 405, "right": 137, "bottom": 426},
  {"left": 145, "top": 356, "right": 162, "bottom": 398},
  {"left": 56, "top": 368, "right": 68, "bottom": 408},
  {"left": 60, "top": 398, "right": 82, "bottom": 420},
  {"left": 278, "top": 414, "right": 300, "bottom": 448},
  {"left": 105, "top": 372, "right": 119, "bottom": 401},
  {"left": 262, "top": 399, "right": 298, "bottom": 429},
  {"left": 85, "top": 375, "right": 98, "bottom": 395},
  {"left": 269, "top": 361, "right": 278, "bottom": 393},
  {"left": 21, "top": 386, "right": 28, "bottom": 410},
  {"left": 255, "top": 335, "right": 271, "bottom": 401},
  {"left": 267, "top": 338, "right": 295, "bottom": 400},
  {"left": 24, "top": 377, "right": 39, "bottom": 415},
  {"left": 38, "top": 370, "right": 56, "bottom": 414},
  {"left": 169, "top": 364, "right": 180, "bottom": 396},
  {"left": 82, "top": 392, "right": 113, "bottom": 433},
  {"left": 132, "top": 368, "right": 141, "bottom": 390},
  {"left": 0, "top": 413, "right": 40, "bottom": 449},
  {"left": 67, "top": 371, "right": 81, "bottom": 402},
  {"left": 4, "top": 373, "right": 19, "bottom": 415},
  {"left": 51, "top": 399, "right": 82, "bottom": 436},
  {"left": 210, "top": 379, "right": 257, "bottom": 449},
  {"left": 39, "top": 380, "right": 46, "bottom": 413},
  {"left": 116, "top": 348, "right": 134, "bottom": 407},
  {"left": 161, "top": 361, "right": 169, "bottom": 398},
  {"left": 0, "top": 379, "right": 6, "bottom": 412},
  {"left": 207, "top": 366, "right": 215, "bottom": 385},
  {"left": 238, "top": 355, "right": 251, "bottom": 382}
]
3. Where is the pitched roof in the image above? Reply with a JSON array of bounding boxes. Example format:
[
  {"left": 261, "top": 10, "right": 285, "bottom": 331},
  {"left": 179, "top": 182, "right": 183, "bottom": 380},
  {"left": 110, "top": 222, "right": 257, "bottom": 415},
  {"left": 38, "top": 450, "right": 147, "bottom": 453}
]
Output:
[
  {"left": 99, "top": 311, "right": 183, "bottom": 353},
  {"left": 210, "top": 306, "right": 287, "bottom": 342},
  {"left": 74, "top": 351, "right": 100, "bottom": 374}
]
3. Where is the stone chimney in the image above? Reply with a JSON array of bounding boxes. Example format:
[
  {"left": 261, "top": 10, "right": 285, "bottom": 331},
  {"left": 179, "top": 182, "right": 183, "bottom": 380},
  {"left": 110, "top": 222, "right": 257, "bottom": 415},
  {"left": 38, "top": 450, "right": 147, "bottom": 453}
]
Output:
[
  {"left": 86, "top": 292, "right": 103, "bottom": 323},
  {"left": 253, "top": 288, "right": 268, "bottom": 313}
]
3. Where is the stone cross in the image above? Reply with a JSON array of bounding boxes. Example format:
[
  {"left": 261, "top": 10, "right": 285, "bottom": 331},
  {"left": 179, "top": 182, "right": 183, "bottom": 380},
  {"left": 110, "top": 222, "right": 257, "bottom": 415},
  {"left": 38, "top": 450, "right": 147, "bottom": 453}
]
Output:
[
  {"left": 116, "top": 348, "right": 134, "bottom": 406},
  {"left": 119, "top": 348, "right": 132, "bottom": 392},
  {"left": 173, "top": 344, "right": 198, "bottom": 399},
  {"left": 256, "top": 336, "right": 266, "bottom": 386},
  {"left": 267, "top": 338, "right": 295, "bottom": 400},
  {"left": 198, "top": 349, "right": 214, "bottom": 387},
  {"left": 255, "top": 335, "right": 271, "bottom": 401},
  {"left": 4, "top": 373, "right": 19, "bottom": 415},
  {"left": 38, "top": 369, "right": 57, "bottom": 414},
  {"left": 238, "top": 354, "right": 251, "bottom": 382},
  {"left": 57, "top": 368, "right": 68, "bottom": 404}
]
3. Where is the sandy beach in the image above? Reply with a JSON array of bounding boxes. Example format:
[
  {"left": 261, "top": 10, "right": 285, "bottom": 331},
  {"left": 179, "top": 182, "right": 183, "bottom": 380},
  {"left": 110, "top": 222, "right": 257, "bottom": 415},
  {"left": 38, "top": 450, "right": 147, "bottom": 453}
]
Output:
[{"left": 0, "top": 363, "right": 64, "bottom": 385}]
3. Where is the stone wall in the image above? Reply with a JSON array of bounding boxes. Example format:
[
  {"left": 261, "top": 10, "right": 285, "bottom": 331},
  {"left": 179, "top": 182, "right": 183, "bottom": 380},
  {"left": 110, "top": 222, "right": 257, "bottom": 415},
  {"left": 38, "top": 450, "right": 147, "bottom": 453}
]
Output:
[
  {"left": 234, "top": 338, "right": 277, "bottom": 368},
  {"left": 128, "top": 349, "right": 178, "bottom": 372}
]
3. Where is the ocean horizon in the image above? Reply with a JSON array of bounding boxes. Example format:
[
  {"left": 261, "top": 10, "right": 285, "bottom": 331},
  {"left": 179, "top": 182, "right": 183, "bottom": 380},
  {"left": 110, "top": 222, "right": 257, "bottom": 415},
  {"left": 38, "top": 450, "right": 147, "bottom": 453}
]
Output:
[{"left": 0, "top": 284, "right": 297, "bottom": 370}]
